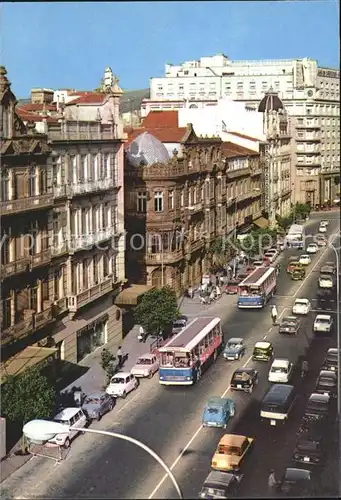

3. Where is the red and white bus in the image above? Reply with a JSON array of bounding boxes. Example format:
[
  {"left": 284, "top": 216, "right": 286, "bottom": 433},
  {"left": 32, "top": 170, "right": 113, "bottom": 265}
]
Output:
[
  {"left": 158, "top": 317, "right": 223, "bottom": 385},
  {"left": 237, "top": 267, "right": 277, "bottom": 309}
]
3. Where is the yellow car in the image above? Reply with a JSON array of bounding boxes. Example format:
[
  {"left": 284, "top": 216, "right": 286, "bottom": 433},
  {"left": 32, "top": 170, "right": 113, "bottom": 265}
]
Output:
[{"left": 211, "top": 434, "right": 254, "bottom": 471}]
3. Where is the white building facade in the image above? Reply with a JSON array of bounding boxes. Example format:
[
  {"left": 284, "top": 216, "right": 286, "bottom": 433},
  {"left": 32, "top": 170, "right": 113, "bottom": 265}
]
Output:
[{"left": 147, "top": 54, "right": 340, "bottom": 205}]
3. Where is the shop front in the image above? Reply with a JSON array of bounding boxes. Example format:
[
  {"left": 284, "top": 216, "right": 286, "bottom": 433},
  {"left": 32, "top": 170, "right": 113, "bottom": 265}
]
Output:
[{"left": 76, "top": 314, "right": 108, "bottom": 363}]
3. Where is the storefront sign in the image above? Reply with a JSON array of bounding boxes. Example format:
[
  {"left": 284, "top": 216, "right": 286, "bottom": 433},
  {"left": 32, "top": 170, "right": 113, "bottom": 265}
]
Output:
[{"left": 317, "top": 69, "right": 340, "bottom": 79}]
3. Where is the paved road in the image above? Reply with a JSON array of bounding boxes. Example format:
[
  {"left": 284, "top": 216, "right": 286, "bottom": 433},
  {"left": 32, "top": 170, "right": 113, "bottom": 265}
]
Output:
[{"left": 1, "top": 213, "right": 339, "bottom": 500}]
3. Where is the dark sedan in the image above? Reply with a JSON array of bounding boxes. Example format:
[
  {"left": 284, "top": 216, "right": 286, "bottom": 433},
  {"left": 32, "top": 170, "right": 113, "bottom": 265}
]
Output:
[
  {"left": 292, "top": 431, "right": 325, "bottom": 466},
  {"left": 315, "top": 370, "right": 337, "bottom": 398},
  {"left": 279, "top": 316, "right": 300, "bottom": 335},
  {"left": 230, "top": 368, "right": 259, "bottom": 393},
  {"left": 199, "top": 471, "right": 243, "bottom": 498},
  {"left": 82, "top": 392, "right": 115, "bottom": 421},
  {"left": 303, "top": 393, "right": 332, "bottom": 424},
  {"left": 278, "top": 468, "right": 311, "bottom": 495},
  {"left": 321, "top": 348, "right": 338, "bottom": 372}
]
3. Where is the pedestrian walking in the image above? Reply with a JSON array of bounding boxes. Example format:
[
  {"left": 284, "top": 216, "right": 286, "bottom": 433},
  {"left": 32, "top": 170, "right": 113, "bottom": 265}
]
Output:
[
  {"left": 188, "top": 286, "right": 194, "bottom": 299},
  {"left": 271, "top": 305, "right": 278, "bottom": 326},
  {"left": 138, "top": 326, "right": 146, "bottom": 342},
  {"left": 268, "top": 469, "right": 277, "bottom": 493},
  {"left": 116, "top": 346, "right": 123, "bottom": 366}
]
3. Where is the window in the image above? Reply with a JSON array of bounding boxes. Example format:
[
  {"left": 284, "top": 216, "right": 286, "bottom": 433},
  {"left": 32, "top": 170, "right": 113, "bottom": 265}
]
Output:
[
  {"left": 92, "top": 255, "right": 98, "bottom": 284},
  {"left": 70, "top": 155, "right": 77, "bottom": 183},
  {"left": 39, "top": 169, "right": 47, "bottom": 194},
  {"left": 168, "top": 190, "right": 174, "bottom": 210},
  {"left": 137, "top": 191, "right": 147, "bottom": 212},
  {"left": 180, "top": 190, "right": 184, "bottom": 207},
  {"left": 154, "top": 191, "right": 163, "bottom": 212},
  {"left": 80, "top": 155, "right": 87, "bottom": 181},
  {"left": 104, "top": 153, "right": 111, "bottom": 179},
  {"left": 1, "top": 169, "right": 10, "bottom": 202},
  {"left": 92, "top": 154, "right": 99, "bottom": 180},
  {"left": 28, "top": 167, "right": 37, "bottom": 196},
  {"left": 103, "top": 253, "right": 109, "bottom": 277},
  {"left": 30, "top": 286, "right": 38, "bottom": 311}
]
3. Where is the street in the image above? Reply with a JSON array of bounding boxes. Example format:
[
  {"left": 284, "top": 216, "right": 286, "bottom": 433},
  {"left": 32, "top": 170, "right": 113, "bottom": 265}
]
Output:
[{"left": 1, "top": 213, "right": 339, "bottom": 500}]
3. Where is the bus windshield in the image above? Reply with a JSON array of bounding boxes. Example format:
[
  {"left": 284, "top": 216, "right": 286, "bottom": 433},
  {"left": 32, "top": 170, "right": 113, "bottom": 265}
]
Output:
[
  {"left": 160, "top": 351, "right": 192, "bottom": 368},
  {"left": 239, "top": 285, "right": 260, "bottom": 296}
]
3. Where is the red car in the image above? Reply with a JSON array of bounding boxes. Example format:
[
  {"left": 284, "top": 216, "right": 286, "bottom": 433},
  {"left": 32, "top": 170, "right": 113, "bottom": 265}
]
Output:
[{"left": 225, "top": 280, "right": 239, "bottom": 295}]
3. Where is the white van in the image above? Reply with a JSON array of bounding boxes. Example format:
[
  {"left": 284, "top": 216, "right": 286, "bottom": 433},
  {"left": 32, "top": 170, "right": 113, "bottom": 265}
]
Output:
[{"left": 49, "top": 407, "right": 88, "bottom": 448}]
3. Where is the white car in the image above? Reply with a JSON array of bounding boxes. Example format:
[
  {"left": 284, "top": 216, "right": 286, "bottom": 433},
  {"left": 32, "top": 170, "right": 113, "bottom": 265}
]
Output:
[
  {"left": 299, "top": 254, "right": 311, "bottom": 266},
  {"left": 306, "top": 243, "right": 318, "bottom": 254},
  {"left": 106, "top": 372, "right": 139, "bottom": 398},
  {"left": 318, "top": 274, "right": 334, "bottom": 289},
  {"left": 268, "top": 359, "right": 294, "bottom": 383},
  {"left": 292, "top": 298, "right": 311, "bottom": 315},
  {"left": 49, "top": 408, "right": 88, "bottom": 448},
  {"left": 313, "top": 314, "right": 333, "bottom": 333},
  {"left": 130, "top": 353, "right": 159, "bottom": 379},
  {"left": 320, "top": 220, "right": 329, "bottom": 227},
  {"left": 318, "top": 225, "right": 327, "bottom": 233}
]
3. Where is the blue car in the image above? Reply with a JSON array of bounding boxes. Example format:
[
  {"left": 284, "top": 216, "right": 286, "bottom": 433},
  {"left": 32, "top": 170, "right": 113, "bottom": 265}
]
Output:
[
  {"left": 223, "top": 338, "right": 246, "bottom": 361},
  {"left": 202, "top": 397, "right": 236, "bottom": 428}
]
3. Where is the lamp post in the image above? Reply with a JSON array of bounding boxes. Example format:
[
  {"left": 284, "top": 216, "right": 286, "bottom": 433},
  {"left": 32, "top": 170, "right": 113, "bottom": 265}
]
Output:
[
  {"left": 23, "top": 421, "right": 183, "bottom": 499},
  {"left": 330, "top": 237, "right": 341, "bottom": 497}
]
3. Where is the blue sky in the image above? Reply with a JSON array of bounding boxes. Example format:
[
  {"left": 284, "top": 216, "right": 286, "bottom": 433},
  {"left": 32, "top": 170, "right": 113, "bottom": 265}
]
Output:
[{"left": 2, "top": 1, "right": 339, "bottom": 97}]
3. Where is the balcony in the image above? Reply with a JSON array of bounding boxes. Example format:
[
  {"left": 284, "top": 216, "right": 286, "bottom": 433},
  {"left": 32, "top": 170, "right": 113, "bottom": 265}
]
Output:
[
  {"left": 296, "top": 132, "right": 320, "bottom": 142},
  {"left": 1, "top": 257, "right": 30, "bottom": 279},
  {"left": 1, "top": 314, "right": 34, "bottom": 346},
  {"left": 67, "top": 276, "right": 113, "bottom": 312},
  {"left": 30, "top": 249, "right": 51, "bottom": 269},
  {"left": 53, "top": 178, "right": 115, "bottom": 199},
  {"left": 296, "top": 119, "right": 321, "bottom": 129},
  {"left": 69, "top": 227, "right": 118, "bottom": 253},
  {"left": 227, "top": 167, "right": 250, "bottom": 179},
  {"left": 51, "top": 242, "right": 68, "bottom": 257},
  {"left": 189, "top": 239, "right": 205, "bottom": 253},
  {"left": 53, "top": 296, "right": 68, "bottom": 315},
  {"left": 187, "top": 202, "right": 203, "bottom": 214},
  {"left": 0, "top": 194, "right": 53, "bottom": 216},
  {"left": 250, "top": 168, "right": 262, "bottom": 177},
  {"left": 145, "top": 249, "right": 184, "bottom": 265},
  {"left": 34, "top": 306, "right": 53, "bottom": 329}
]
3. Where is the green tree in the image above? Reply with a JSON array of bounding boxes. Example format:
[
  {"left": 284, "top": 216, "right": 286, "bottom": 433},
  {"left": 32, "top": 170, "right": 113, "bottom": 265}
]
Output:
[
  {"left": 100, "top": 348, "right": 117, "bottom": 384},
  {"left": 293, "top": 202, "right": 311, "bottom": 219},
  {"left": 134, "top": 286, "right": 178, "bottom": 339},
  {"left": 1, "top": 366, "right": 56, "bottom": 452},
  {"left": 276, "top": 214, "right": 293, "bottom": 231},
  {"left": 236, "top": 228, "right": 278, "bottom": 257}
]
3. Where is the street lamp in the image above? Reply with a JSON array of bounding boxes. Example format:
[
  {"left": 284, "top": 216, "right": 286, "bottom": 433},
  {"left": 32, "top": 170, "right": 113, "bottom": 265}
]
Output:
[{"left": 23, "top": 420, "right": 183, "bottom": 499}]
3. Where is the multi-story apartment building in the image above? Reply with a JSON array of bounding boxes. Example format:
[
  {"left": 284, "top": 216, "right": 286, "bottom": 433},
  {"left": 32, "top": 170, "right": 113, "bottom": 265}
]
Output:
[
  {"left": 13, "top": 69, "right": 126, "bottom": 365},
  {"left": 146, "top": 54, "right": 340, "bottom": 205},
  {"left": 0, "top": 66, "right": 55, "bottom": 361},
  {"left": 123, "top": 119, "right": 263, "bottom": 295}
]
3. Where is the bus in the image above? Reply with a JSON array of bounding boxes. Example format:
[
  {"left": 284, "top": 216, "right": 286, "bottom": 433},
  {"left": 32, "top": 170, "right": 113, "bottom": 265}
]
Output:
[
  {"left": 237, "top": 266, "right": 277, "bottom": 309},
  {"left": 260, "top": 384, "right": 296, "bottom": 426},
  {"left": 158, "top": 317, "right": 223, "bottom": 386},
  {"left": 286, "top": 224, "right": 305, "bottom": 249}
]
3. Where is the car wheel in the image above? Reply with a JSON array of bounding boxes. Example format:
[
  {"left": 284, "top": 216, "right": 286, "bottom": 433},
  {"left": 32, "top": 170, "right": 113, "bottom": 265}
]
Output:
[
  {"left": 122, "top": 391, "right": 127, "bottom": 399},
  {"left": 63, "top": 438, "right": 70, "bottom": 449},
  {"left": 97, "top": 413, "right": 102, "bottom": 422},
  {"left": 109, "top": 402, "right": 114, "bottom": 411},
  {"left": 148, "top": 371, "right": 153, "bottom": 379}
]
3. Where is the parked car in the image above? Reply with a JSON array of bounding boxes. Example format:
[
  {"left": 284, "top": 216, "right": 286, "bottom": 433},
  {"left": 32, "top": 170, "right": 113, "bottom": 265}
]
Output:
[
  {"left": 292, "top": 298, "right": 311, "bottom": 316},
  {"left": 292, "top": 267, "right": 306, "bottom": 280},
  {"left": 320, "top": 219, "right": 329, "bottom": 227},
  {"left": 293, "top": 430, "right": 325, "bottom": 466},
  {"left": 130, "top": 353, "right": 159, "bottom": 379},
  {"left": 105, "top": 372, "right": 139, "bottom": 399},
  {"left": 303, "top": 393, "right": 332, "bottom": 424},
  {"left": 172, "top": 315, "right": 188, "bottom": 334},
  {"left": 82, "top": 392, "right": 115, "bottom": 421},
  {"left": 316, "top": 288, "right": 336, "bottom": 307},
  {"left": 321, "top": 263, "right": 336, "bottom": 275},
  {"left": 315, "top": 370, "right": 337, "bottom": 398},
  {"left": 225, "top": 279, "right": 239, "bottom": 295},
  {"left": 318, "top": 225, "right": 327, "bottom": 233},
  {"left": 278, "top": 468, "right": 311, "bottom": 495},
  {"left": 299, "top": 254, "right": 311, "bottom": 266},
  {"left": 263, "top": 251, "right": 277, "bottom": 263},
  {"left": 223, "top": 338, "right": 246, "bottom": 361},
  {"left": 313, "top": 314, "right": 333, "bottom": 334},
  {"left": 202, "top": 397, "right": 236, "bottom": 428},
  {"left": 230, "top": 368, "right": 258, "bottom": 393},
  {"left": 211, "top": 434, "right": 254, "bottom": 472},
  {"left": 49, "top": 407, "right": 88, "bottom": 448},
  {"left": 321, "top": 348, "right": 338, "bottom": 372},
  {"left": 306, "top": 243, "right": 318, "bottom": 254},
  {"left": 318, "top": 274, "right": 334, "bottom": 289},
  {"left": 268, "top": 359, "right": 294, "bottom": 383},
  {"left": 252, "top": 341, "right": 274, "bottom": 362},
  {"left": 252, "top": 260, "right": 265, "bottom": 268},
  {"left": 279, "top": 316, "right": 300, "bottom": 335},
  {"left": 199, "top": 471, "right": 243, "bottom": 499}
]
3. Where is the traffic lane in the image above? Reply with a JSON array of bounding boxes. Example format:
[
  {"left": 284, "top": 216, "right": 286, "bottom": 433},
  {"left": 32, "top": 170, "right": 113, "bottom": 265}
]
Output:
[
  {"left": 33, "top": 223, "right": 336, "bottom": 500},
  {"left": 155, "top": 315, "right": 336, "bottom": 499},
  {"left": 145, "top": 242, "right": 337, "bottom": 499}
]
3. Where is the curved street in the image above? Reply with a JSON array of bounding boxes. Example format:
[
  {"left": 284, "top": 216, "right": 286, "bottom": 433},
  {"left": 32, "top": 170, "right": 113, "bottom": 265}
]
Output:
[{"left": 1, "top": 213, "right": 339, "bottom": 500}]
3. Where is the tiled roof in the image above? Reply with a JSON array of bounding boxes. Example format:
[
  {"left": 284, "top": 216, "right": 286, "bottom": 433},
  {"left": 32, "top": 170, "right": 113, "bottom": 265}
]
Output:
[
  {"left": 125, "top": 125, "right": 187, "bottom": 147},
  {"left": 141, "top": 110, "right": 179, "bottom": 128},
  {"left": 222, "top": 141, "right": 259, "bottom": 158},
  {"left": 66, "top": 93, "right": 106, "bottom": 105},
  {"left": 228, "top": 131, "right": 262, "bottom": 142},
  {"left": 17, "top": 109, "right": 58, "bottom": 123},
  {"left": 17, "top": 103, "right": 57, "bottom": 112}
]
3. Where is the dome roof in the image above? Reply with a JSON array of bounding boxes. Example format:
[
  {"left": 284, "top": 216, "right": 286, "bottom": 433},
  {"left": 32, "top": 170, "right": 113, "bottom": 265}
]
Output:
[
  {"left": 126, "top": 132, "right": 170, "bottom": 167},
  {"left": 258, "top": 89, "right": 284, "bottom": 113}
]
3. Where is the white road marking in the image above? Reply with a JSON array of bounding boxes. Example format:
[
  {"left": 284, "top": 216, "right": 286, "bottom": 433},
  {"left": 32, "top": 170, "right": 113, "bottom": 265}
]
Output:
[
  {"left": 115, "top": 391, "right": 141, "bottom": 416},
  {"left": 263, "top": 335, "right": 267, "bottom": 340},
  {"left": 294, "top": 246, "right": 329, "bottom": 297},
  {"left": 310, "top": 309, "right": 337, "bottom": 314}
]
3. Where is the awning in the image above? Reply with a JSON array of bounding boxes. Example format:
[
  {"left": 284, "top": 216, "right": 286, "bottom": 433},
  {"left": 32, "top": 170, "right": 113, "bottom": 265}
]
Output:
[
  {"left": 0, "top": 346, "right": 57, "bottom": 384},
  {"left": 115, "top": 284, "right": 155, "bottom": 306},
  {"left": 253, "top": 217, "right": 269, "bottom": 229}
]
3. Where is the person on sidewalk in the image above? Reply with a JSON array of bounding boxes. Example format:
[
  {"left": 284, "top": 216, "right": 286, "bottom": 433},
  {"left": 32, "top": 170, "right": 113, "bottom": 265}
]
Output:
[
  {"left": 138, "top": 325, "right": 146, "bottom": 342},
  {"left": 268, "top": 469, "right": 278, "bottom": 493},
  {"left": 116, "top": 346, "right": 123, "bottom": 366},
  {"left": 271, "top": 305, "right": 278, "bottom": 326},
  {"left": 188, "top": 286, "right": 194, "bottom": 299}
]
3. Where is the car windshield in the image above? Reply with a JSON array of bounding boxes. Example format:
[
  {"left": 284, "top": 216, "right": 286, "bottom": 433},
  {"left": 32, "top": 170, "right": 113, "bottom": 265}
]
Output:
[
  {"left": 295, "top": 300, "right": 307, "bottom": 305},
  {"left": 271, "top": 366, "right": 287, "bottom": 373},
  {"left": 218, "top": 445, "right": 242, "bottom": 456},
  {"left": 254, "top": 347, "right": 268, "bottom": 355},
  {"left": 318, "top": 377, "right": 335, "bottom": 386},
  {"left": 110, "top": 378, "right": 125, "bottom": 384},
  {"left": 233, "top": 372, "right": 251, "bottom": 381},
  {"left": 316, "top": 318, "right": 330, "bottom": 325},
  {"left": 283, "top": 317, "right": 297, "bottom": 324},
  {"left": 173, "top": 321, "right": 185, "bottom": 328},
  {"left": 307, "top": 400, "right": 326, "bottom": 411},
  {"left": 228, "top": 341, "right": 241, "bottom": 348},
  {"left": 84, "top": 396, "right": 101, "bottom": 404},
  {"left": 207, "top": 408, "right": 221, "bottom": 414},
  {"left": 326, "top": 354, "right": 337, "bottom": 363},
  {"left": 136, "top": 358, "right": 152, "bottom": 365},
  {"left": 297, "top": 440, "right": 318, "bottom": 451}
]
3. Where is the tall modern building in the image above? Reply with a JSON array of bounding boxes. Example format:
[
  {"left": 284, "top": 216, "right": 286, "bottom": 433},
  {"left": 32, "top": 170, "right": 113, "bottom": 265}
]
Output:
[{"left": 146, "top": 54, "right": 340, "bottom": 204}]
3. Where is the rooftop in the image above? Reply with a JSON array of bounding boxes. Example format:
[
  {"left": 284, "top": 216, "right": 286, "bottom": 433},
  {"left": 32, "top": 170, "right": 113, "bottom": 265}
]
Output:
[
  {"left": 222, "top": 141, "right": 259, "bottom": 158},
  {"left": 142, "top": 110, "right": 179, "bottom": 128}
]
